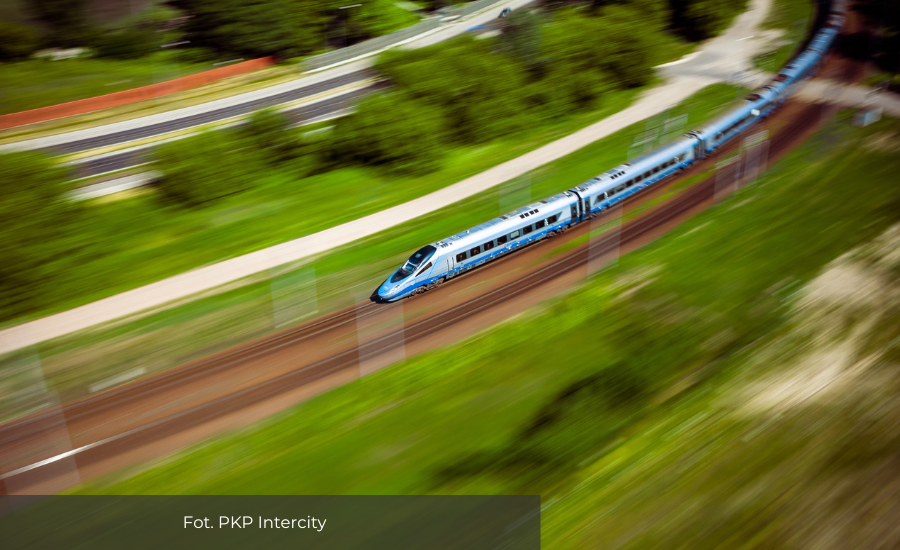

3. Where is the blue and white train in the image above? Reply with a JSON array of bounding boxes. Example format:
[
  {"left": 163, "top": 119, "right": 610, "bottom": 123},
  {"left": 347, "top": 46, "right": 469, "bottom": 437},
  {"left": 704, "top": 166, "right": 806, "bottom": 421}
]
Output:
[{"left": 373, "top": 3, "right": 845, "bottom": 302}]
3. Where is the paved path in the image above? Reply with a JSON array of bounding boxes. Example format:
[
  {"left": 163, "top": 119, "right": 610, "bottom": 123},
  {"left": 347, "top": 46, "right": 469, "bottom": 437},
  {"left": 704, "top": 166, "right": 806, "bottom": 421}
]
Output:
[
  {"left": 0, "top": 0, "right": 775, "bottom": 355},
  {"left": 795, "top": 80, "right": 900, "bottom": 117}
]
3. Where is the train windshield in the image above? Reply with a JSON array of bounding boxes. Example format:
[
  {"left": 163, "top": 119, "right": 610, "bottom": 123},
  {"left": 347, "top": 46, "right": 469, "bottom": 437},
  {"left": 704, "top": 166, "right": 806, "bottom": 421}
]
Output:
[{"left": 390, "top": 245, "right": 436, "bottom": 283}]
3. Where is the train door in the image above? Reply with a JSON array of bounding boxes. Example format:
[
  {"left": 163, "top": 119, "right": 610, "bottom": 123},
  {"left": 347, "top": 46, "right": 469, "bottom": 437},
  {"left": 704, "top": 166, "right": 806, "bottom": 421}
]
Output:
[
  {"left": 687, "top": 132, "right": 705, "bottom": 159},
  {"left": 570, "top": 190, "right": 585, "bottom": 223},
  {"left": 583, "top": 197, "right": 591, "bottom": 219}
]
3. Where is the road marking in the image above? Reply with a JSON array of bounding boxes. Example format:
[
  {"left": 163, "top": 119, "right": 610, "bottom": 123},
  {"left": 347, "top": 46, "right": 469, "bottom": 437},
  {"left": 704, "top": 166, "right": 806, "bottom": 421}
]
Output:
[{"left": 656, "top": 51, "right": 700, "bottom": 68}]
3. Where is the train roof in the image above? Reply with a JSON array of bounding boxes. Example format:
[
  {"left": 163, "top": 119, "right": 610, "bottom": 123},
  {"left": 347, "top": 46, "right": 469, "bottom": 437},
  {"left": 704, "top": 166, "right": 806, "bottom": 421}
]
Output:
[{"left": 432, "top": 192, "right": 575, "bottom": 251}]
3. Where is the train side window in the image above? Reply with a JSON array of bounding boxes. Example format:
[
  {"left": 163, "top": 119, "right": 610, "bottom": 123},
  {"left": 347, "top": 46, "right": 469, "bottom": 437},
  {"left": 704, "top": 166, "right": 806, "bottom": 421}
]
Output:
[
  {"left": 510, "top": 230, "right": 520, "bottom": 240},
  {"left": 535, "top": 219, "right": 546, "bottom": 229},
  {"left": 523, "top": 225, "right": 533, "bottom": 235},
  {"left": 416, "top": 262, "right": 432, "bottom": 276},
  {"left": 625, "top": 180, "right": 633, "bottom": 188},
  {"left": 608, "top": 189, "right": 616, "bottom": 197},
  {"left": 470, "top": 246, "right": 481, "bottom": 256},
  {"left": 497, "top": 235, "right": 508, "bottom": 245},
  {"left": 483, "top": 241, "right": 495, "bottom": 251},
  {"left": 636, "top": 174, "right": 642, "bottom": 182},
  {"left": 653, "top": 166, "right": 660, "bottom": 173},
  {"left": 548, "top": 214, "right": 559, "bottom": 223},
  {"left": 456, "top": 252, "right": 467, "bottom": 262}
]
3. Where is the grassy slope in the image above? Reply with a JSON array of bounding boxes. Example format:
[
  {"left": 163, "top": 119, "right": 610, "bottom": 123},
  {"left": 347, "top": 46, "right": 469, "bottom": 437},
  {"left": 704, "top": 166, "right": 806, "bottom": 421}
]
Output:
[
  {"left": 8, "top": 85, "right": 738, "bottom": 409},
  {"left": 0, "top": 54, "right": 209, "bottom": 116},
  {"left": 79, "top": 109, "right": 900, "bottom": 549}
]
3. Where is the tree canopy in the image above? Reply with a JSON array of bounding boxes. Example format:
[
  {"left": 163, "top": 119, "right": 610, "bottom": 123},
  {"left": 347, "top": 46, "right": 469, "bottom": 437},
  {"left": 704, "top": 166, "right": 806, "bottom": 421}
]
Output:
[{"left": 0, "top": 152, "right": 79, "bottom": 321}]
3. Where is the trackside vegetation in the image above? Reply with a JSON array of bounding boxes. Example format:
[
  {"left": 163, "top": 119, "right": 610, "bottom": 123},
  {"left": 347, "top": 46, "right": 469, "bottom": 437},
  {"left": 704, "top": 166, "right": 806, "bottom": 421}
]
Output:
[
  {"left": 0, "top": 0, "right": 749, "bottom": 325},
  {"left": 78, "top": 115, "right": 900, "bottom": 548},
  {"left": 0, "top": 84, "right": 738, "bottom": 410}
]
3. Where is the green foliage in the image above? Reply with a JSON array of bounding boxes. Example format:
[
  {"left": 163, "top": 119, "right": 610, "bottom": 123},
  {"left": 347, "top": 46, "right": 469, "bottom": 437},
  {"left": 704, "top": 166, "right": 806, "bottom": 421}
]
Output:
[
  {"left": 497, "top": 8, "right": 544, "bottom": 73},
  {"left": 0, "top": 152, "right": 78, "bottom": 321},
  {"left": 355, "top": 0, "right": 421, "bottom": 38},
  {"left": 331, "top": 92, "right": 445, "bottom": 174},
  {"left": 172, "top": 0, "right": 418, "bottom": 59},
  {"left": 240, "top": 108, "right": 306, "bottom": 165},
  {"left": 153, "top": 130, "right": 264, "bottom": 207},
  {"left": 378, "top": 37, "right": 535, "bottom": 144},
  {"left": 669, "top": 0, "right": 749, "bottom": 40},
  {"left": 173, "top": 0, "right": 306, "bottom": 59},
  {"left": 93, "top": 27, "right": 160, "bottom": 60},
  {"left": 0, "top": 19, "right": 39, "bottom": 60},
  {"left": 30, "top": 0, "right": 91, "bottom": 47}
]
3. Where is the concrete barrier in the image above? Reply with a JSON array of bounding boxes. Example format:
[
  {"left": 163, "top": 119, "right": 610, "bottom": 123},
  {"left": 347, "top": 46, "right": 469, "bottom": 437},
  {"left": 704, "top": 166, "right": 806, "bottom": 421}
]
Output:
[{"left": 0, "top": 57, "right": 276, "bottom": 130}]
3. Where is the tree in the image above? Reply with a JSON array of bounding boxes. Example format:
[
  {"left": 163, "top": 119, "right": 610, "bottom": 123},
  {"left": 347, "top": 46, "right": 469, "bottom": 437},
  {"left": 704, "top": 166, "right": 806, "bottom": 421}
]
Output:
[
  {"left": 331, "top": 92, "right": 445, "bottom": 174},
  {"left": 31, "top": 0, "right": 92, "bottom": 47},
  {"left": 497, "top": 8, "right": 544, "bottom": 74},
  {"left": 240, "top": 108, "right": 305, "bottom": 165},
  {"left": 377, "top": 37, "right": 532, "bottom": 143},
  {"left": 93, "top": 27, "right": 160, "bottom": 59},
  {"left": 0, "top": 20, "right": 40, "bottom": 61},
  {"left": 172, "top": 0, "right": 310, "bottom": 59},
  {"left": 668, "top": 0, "right": 747, "bottom": 40},
  {"left": 0, "top": 152, "right": 79, "bottom": 322},
  {"left": 153, "top": 130, "right": 264, "bottom": 207}
]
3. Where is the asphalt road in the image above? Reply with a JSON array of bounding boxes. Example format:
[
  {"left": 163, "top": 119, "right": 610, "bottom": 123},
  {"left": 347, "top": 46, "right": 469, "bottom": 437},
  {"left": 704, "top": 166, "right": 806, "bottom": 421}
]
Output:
[
  {"left": 57, "top": 70, "right": 373, "bottom": 156},
  {"left": 71, "top": 81, "right": 387, "bottom": 179}
]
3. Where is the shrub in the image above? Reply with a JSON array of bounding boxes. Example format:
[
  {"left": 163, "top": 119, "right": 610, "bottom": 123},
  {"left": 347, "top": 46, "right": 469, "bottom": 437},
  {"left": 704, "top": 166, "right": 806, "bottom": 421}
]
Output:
[
  {"left": 93, "top": 27, "right": 159, "bottom": 59},
  {"left": 31, "top": 0, "right": 92, "bottom": 48},
  {"left": 0, "top": 20, "right": 40, "bottom": 61},
  {"left": 331, "top": 92, "right": 445, "bottom": 175},
  {"left": 0, "top": 152, "right": 79, "bottom": 322},
  {"left": 153, "top": 130, "right": 263, "bottom": 207},
  {"left": 240, "top": 108, "right": 305, "bottom": 165}
]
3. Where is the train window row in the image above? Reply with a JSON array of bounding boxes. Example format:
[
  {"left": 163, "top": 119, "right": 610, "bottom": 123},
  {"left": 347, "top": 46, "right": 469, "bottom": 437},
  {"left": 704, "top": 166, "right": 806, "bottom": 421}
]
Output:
[
  {"left": 715, "top": 115, "right": 755, "bottom": 142},
  {"left": 454, "top": 214, "right": 560, "bottom": 262},
  {"left": 595, "top": 155, "right": 685, "bottom": 203}
]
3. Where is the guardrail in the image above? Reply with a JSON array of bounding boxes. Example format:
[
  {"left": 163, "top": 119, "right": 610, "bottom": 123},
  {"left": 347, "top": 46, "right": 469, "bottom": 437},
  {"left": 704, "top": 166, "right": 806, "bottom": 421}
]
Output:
[{"left": 303, "top": 0, "right": 506, "bottom": 71}]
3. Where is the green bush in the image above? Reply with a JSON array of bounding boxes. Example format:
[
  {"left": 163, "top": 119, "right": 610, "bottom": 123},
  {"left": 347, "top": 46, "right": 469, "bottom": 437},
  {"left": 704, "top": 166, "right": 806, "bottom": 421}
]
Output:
[
  {"left": 331, "top": 92, "right": 445, "bottom": 175},
  {"left": 240, "top": 108, "right": 305, "bottom": 165},
  {"left": 153, "top": 130, "right": 264, "bottom": 207},
  {"left": 93, "top": 27, "right": 160, "bottom": 60},
  {"left": 669, "top": 0, "right": 749, "bottom": 40},
  {"left": 0, "top": 152, "right": 79, "bottom": 322},
  {"left": 31, "top": 0, "right": 92, "bottom": 48},
  {"left": 0, "top": 20, "right": 40, "bottom": 61}
]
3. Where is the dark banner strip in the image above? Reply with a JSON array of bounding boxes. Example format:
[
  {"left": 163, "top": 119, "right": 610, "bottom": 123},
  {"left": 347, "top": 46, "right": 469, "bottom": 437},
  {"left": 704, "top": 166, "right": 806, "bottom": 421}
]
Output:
[{"left": 0, "top": 495, "right": 540, "bottom": 550}]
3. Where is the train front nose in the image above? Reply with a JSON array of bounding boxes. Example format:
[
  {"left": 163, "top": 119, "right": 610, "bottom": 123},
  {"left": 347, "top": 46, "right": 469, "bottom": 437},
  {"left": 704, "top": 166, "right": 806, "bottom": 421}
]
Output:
[{"left": 371, "top": 280, "right": 397, "bottom": 303}]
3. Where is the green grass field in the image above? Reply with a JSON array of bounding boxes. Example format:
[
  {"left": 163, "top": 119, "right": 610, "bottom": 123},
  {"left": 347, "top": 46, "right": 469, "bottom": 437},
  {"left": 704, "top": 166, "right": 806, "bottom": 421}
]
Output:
[
  {"left": 0, "top": 53, "right": 208, "bottom": 116},
  {"left": 0, "top": 84, "right": 739, "bottom": 414},
  {"left": 74, "top": 114, "right": 900, "bottom": 549}
]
